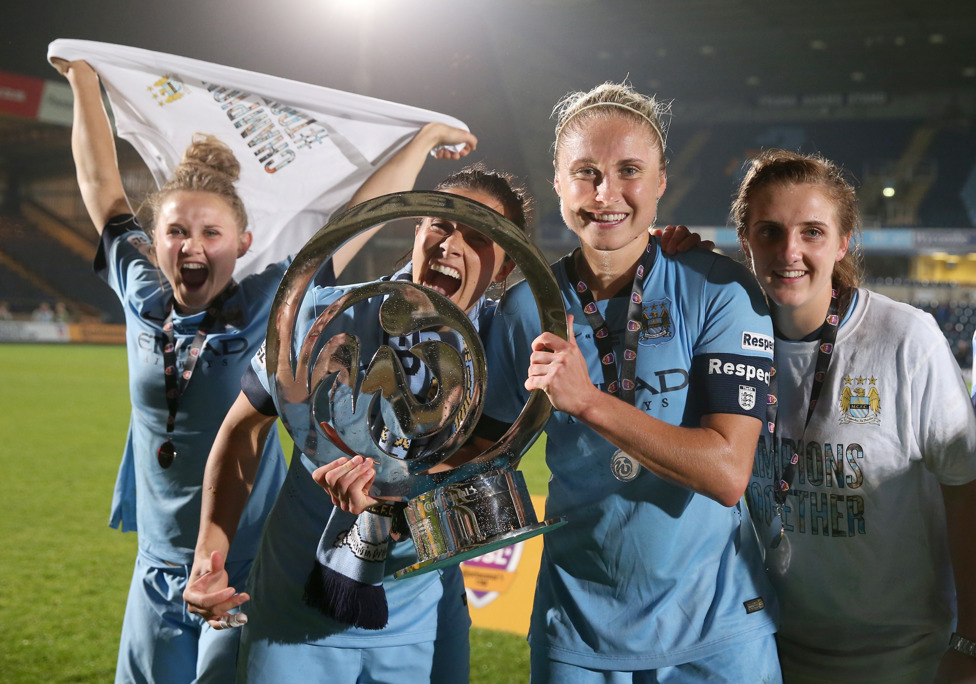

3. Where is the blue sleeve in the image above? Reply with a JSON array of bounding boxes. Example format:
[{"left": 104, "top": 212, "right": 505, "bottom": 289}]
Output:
[
  {"left": 482, "top": 286, "right": 539, "bottom": 425},
  {"left": 243, "top": 283, "right": 347, "bottom": 417},
  {"left": 687, "top": 256, "right": 773, "bottom": 421},
  {"left": 235, "top": 258, "right": 335, "bottom": 418},
  {"left": 93, "top": 214, "right": 160, "bottom": 302},
  {"left": 242, "top": 342, "right": 278, "bottom": 416}
]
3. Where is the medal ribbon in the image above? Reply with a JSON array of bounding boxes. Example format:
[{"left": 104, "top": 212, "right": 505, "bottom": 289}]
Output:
[
  {"left": 768, "top": 288, "right": 843, "bottom": 519},
  {"left": 158, "top": 283, "right": 238, "bottom": 467},
  {"left": 563, "top": 239, "right": 656, "bottom": 406}
]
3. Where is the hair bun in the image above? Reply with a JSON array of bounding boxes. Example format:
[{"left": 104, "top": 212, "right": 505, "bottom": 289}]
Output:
[
  {"left": 148, "top": 133, "right": 249, "bottom": 232},
  {"left": 180, "top": 133, "right": 241, "bottom": 182}
]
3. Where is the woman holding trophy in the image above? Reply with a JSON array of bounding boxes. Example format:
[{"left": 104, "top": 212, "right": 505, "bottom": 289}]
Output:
[
  {"left": 184, "top": 124, "right": 534, "bottom": 681},
  {"left": 478, "top": 82, "right": 782, "bottom": 681},
  {"left": 52, "top": 56, "right": 338, "bottom": 683}
]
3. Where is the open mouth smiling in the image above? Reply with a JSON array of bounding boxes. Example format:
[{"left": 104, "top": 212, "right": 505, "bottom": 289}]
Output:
[
  {"left": 588, "top": 211, "right": 628, "bottom": 224},
  {"left": 422, "top": 262, "right": 462, "bottom": 298},
  {"left": 180, "top": 262, "right": 209, "bottom": 288}
]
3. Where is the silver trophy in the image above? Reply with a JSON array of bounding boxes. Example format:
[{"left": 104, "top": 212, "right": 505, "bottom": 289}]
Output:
[{"left": 266, "top": 191, "right": 567, "bottom": 578}]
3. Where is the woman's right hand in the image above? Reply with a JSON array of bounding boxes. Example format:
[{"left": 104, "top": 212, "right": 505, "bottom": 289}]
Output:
[
  {"left": 51, "top": 55, "right": 130, "bottom": 234},
  {"left": 49, "top": 57, "right": 70, "bottom": 76},
  {"left": 183, "top": 551, "right": 250, "bottom": 630},
  {"left": 312, "top": 455, "right": 380, "bottom": 515},
  {"left": 526, "top": 314, "right": 604, "bottom": 418},
  {"left": 421, "top": 122, "right": 478, "bottom": 160},
  {"left": 654, "top": 224, "right": 715, "bottom": 255}
]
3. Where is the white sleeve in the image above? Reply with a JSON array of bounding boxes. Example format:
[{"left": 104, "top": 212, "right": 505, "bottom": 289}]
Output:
[{"left": 914, "top": 313, "right": 976, "bottom": 485}]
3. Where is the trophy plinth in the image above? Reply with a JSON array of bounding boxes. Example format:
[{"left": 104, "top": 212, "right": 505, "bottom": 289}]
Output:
[{"left": 395, "top": 468, "right": 565, "bottom": 578}]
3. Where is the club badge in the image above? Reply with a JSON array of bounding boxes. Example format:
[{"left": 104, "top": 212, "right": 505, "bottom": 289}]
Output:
[{"left": 839, "top": 375, "right": 881, "bottom": 425}]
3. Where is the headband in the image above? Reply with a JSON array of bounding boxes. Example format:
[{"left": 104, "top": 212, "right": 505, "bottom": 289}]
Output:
[{"left": 554, "top": 102, "right": 666, "bottom": 150}]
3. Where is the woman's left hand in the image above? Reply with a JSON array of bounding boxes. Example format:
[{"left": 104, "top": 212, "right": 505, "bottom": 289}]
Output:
[
  {"left": 423, "top": 122, "right": 478, "bottom": 160},
  {"left": 653, "top": 224, "right": 714, "bottom": 255},
  {"left": 525, "top": 314, "right": 600, "bottom": 417}
]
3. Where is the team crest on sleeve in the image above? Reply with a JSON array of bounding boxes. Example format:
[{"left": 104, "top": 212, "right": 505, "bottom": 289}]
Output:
[
  {"left": 125, "top": 232, "right": 154, "bottom": 258},
  {"left": 839, "top": 374, "right": 881, "bottom": 425},
  {"left": 738, "top": 384, "right": 757, "bottom": 411},
  {"left": 637, "top": 298, "right": 675, "bottom": 346}
]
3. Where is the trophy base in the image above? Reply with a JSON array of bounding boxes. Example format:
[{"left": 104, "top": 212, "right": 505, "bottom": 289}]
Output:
[
  {"left": 394, "top": 467, "right": 564, "bottom": 579},
  {"left": 394, "top": 518, "right": 565, "bottom": 578}
]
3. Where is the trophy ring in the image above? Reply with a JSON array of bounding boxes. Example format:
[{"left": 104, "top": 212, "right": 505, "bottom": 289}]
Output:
[{"left": 266, "top": 190, "right": 568, "bottom": 578}]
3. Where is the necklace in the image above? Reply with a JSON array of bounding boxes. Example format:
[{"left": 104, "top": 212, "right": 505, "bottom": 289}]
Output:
[
  {"left": 766, "top": 288, "right": 844, "bottom": 567},
  {"left": 157, "top": 284, "right": 238, "bottom": 469},
  {"left": 563, "top": 238, "right": 656, "bottom": 480}
]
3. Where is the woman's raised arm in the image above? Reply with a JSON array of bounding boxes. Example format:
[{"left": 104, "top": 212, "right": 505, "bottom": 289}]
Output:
[
  {"left": 51, "top": 58, "right": 131, "bottom": 234},
  {"left": 330, "top": 122, "right": 477, "bottom": 276}
]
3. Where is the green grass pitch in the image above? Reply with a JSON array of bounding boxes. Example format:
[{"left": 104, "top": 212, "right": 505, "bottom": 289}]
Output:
[{"left": 0, "top": 343, "right": 548, "bottom": 682}]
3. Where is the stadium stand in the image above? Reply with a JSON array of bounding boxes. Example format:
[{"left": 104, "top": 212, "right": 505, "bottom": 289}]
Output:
[{"left": 0, "top": 213, "right": 122, "bottom": 322}]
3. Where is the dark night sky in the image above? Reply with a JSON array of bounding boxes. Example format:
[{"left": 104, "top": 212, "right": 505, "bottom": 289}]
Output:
[{"left": 4, "top": 0, "right": 976, "bottom": 223}]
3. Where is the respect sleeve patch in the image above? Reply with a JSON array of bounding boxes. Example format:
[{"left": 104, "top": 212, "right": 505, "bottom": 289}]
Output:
[{"left": 689, "top": 353, "right": 771, "bottom": 420}]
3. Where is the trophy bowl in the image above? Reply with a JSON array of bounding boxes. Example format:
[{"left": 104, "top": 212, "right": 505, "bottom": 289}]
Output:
[{"left": 266, "top": 190, "right": 567, "bottom": 579}]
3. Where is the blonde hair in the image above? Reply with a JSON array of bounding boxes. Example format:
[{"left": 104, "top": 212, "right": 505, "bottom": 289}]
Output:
[
  {"left": 731, "top": 149, "right": 863, "bottom": 290},
  {"left": 552, "top": 81, "right": 671, "bottom": 170},
  {"left": 146, "top": 134, "right": 248, "bottom": 233}
]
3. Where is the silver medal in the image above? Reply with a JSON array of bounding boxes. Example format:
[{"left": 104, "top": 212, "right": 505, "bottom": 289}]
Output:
[
  {"left": 768, "top": 512, "right": 785, "bottom": 549},
  {"left": 768, "top": 530, "right": 792, "bottom": 575},
  {"left": 610, "top": 450, "right": 641, "bottom": 481},
  {"left": 766, "top": 507, "right": 792, "bottom": 574}
]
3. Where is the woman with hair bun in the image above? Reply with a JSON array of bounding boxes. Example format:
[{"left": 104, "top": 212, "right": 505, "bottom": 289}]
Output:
[{"left": 52, "top": 58, "right": 465, "bottom": 683}]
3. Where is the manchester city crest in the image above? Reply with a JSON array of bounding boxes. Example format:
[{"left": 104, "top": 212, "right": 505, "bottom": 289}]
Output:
[
  {"left": 839, "top": 375, "right": 881, "bottom": 425},
  {"left": 637, "top": 298, "right": 675, "bottom": 346},
  {"left": 125, "top": 231, "right": 154, "bottom": 258},
  {"left": 149, "top": 75, "right": 187, "bottom": 106}
]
